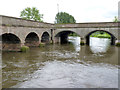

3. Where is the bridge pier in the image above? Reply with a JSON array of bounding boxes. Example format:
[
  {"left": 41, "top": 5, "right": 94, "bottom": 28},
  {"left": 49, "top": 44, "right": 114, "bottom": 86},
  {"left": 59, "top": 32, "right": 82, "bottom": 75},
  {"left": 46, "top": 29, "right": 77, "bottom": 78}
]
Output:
[
  {"left": 25, "top": 41, "right": 40, "bottom": 47},
  {"left": 81, "top": 38, "right": 87, "bottom": 45},
  {"left": 50, "top": 29, "right": 54, "bottom": 44},
  {"left": 54, "top": 37, "right": 61, "bottom": 44}
]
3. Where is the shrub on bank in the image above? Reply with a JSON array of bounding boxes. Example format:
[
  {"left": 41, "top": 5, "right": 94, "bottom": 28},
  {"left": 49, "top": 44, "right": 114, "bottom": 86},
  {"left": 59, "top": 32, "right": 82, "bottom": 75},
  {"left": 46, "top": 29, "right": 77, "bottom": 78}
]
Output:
[
  {"left": 90, "top": 32, "right": 111, "bottom": 39},
  {"left": 116, "top": 42, "right": 120, "bottom": 46},
  {"left": 39, "top": 43, "right": 45, "bottom": 47},
  {"left": 80, "top": 41, "right": 85, "bottom": 45},
  {"left": 50, "top": 41, "right": 53, "bottom": 44},
  {"left": 21, "top": 46, "right": 29, "bottom": 52}
]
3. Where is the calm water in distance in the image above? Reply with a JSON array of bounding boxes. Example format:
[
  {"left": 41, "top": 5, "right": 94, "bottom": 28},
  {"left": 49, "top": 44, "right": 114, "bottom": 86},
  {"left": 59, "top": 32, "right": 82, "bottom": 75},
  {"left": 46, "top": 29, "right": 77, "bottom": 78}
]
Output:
[{"left": 2, "top": 37, "right": 119, "bottom": 88}]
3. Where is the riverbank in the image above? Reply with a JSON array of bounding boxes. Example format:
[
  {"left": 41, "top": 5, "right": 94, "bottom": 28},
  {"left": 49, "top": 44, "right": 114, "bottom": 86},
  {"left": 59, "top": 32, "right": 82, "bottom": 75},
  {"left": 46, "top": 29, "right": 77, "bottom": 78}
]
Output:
[{"left": 90, "top": 32, "right": 111, "bottom": 39}]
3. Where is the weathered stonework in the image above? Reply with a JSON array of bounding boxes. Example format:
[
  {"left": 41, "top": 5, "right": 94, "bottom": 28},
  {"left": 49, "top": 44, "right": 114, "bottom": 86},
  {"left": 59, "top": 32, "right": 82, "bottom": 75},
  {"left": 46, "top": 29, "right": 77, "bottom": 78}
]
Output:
[{"left": 0, "top": 15, "right": 120, "bottom": 51}]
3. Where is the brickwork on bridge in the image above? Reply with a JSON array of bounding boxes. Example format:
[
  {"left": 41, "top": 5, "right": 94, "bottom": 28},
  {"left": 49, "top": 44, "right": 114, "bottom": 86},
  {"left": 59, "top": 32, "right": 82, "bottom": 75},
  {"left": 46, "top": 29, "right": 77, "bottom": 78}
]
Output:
[
  {"left": 0, "top": 15, "right": 52, "bottom": 43},
  {"left": 0, "top": 15, "right": 120, "bottom": 51},
  {"left": 1, "top": 15, "right": 54, "bottom": 28}
]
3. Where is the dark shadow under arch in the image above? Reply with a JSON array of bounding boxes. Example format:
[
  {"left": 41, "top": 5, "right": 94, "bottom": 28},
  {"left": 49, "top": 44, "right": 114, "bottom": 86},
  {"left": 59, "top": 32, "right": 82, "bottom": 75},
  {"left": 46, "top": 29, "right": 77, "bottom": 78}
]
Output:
[
  {"left": 41, "top": 32, "right": 50, "bottom": 43},
  {"left": 0, "top": 33, "right": 21, "bottom": 51},
  {"left": 86, "top": 30, "right": 116, "bottom": 45},
  {"left": 55, "top": 31, "right": 79, "bottom": 44},
  {"left": 0, "top": 33, "right": 21, "bottom": 44},
  {"left": 25, "top": 32, "right": 40, "bottom": 46}
]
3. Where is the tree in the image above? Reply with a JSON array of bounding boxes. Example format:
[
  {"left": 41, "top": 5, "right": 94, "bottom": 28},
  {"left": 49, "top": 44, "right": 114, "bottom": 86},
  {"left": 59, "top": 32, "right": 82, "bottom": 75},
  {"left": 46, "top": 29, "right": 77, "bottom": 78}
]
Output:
[
  {"left": 20, "top": 7, "right": 43, "bottom": 22},
  {"left": 113, "top": 16, "right": 118, "bottom": 22},
  {"left": 55, "top": 12, "right": 76, "bottom": 24}
]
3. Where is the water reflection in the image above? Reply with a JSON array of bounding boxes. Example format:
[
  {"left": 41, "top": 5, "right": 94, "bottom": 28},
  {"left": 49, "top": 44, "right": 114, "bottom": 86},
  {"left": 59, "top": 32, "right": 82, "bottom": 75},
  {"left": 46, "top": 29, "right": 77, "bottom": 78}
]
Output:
[
  {"left": 2, "top": 36, "right": 119, "bottom": 88},
  {"left": 90, "top": 37, "right": 111, "bottom": 54},
  {"left": 68, "top": 36, "right": 81, "bottom": 52}
]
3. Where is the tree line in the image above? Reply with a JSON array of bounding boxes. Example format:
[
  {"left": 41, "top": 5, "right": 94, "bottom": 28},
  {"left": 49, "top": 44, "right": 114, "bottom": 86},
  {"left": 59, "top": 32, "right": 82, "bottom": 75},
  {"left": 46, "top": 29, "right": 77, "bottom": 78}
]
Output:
[
  {"left": 20, "top": 7, "right": 76, "bottom": 24},
  {"left": 20, "top": 7, "right": 118, "bottom": 23}
]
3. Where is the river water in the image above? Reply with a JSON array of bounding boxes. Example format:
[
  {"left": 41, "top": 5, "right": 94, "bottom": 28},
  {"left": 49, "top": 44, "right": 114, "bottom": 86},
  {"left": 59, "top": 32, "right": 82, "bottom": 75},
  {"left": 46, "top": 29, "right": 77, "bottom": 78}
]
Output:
[{"left": 2, "top": 37, "right": 119, "bottom": 88}]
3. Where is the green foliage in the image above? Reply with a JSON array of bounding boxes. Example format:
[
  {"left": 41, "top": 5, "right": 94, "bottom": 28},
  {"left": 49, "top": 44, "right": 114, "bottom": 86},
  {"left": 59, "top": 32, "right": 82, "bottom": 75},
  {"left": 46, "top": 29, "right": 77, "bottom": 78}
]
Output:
[
  {"left": 90, "top": 31, "right": 111, "bottom": 39},
  {"left": 20, "top": 7, "right": 43, "bottom": 22},
  {"left": 116, "top": 42, "right": 120, "bottom": 46},
  {"left": 55, "top": 12, "right": 76, "bottom": 24},
  {"left": 68, "top": 33, "right": 79, "bottom": 37},
  {"left": 80, "top": 41, "right": 85, "bottom": 45},
  {"left": 113, "top": 16, "right": 118, "bottom": 22},
  {"left": 21, "top": 46, "right": 29, "bottom": 52},
  {"left": 39, "top": 43, "right": 45, "bottom": 47}
]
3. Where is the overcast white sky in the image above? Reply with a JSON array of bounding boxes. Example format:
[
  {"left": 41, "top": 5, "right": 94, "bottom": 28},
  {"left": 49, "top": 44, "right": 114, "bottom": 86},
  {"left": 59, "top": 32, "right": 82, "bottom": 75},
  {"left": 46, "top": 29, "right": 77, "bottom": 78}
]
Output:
[{"left": 0, "top": 0, "right": 119, "bottom": 23}]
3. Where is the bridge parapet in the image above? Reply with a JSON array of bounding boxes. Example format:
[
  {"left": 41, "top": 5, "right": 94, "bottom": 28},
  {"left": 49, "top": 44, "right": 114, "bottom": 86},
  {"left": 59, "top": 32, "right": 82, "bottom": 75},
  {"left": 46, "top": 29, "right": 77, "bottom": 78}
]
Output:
[
  {"left": 0, "top": 15, "right": 119, "bottom": 28},
  {"left": 55, "top": 22, "right": 119, "bottom": 28},
  {"left": 0, "top": 15, "right": 54, "bottom": 28}
]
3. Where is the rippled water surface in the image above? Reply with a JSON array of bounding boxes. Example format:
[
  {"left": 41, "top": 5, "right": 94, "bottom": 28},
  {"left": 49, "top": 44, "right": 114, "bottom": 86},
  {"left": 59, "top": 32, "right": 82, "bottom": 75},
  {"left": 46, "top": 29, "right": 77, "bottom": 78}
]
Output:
[{"left": 2, "top": 37, "right": 119, "bottom": 88}]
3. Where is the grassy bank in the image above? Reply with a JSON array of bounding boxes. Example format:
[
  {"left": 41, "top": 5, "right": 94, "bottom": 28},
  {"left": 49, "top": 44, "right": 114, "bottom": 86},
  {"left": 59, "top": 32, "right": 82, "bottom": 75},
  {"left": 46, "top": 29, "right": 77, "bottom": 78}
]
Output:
[{"left": 90, "top": 31, "right": 111, "bottom": 39}]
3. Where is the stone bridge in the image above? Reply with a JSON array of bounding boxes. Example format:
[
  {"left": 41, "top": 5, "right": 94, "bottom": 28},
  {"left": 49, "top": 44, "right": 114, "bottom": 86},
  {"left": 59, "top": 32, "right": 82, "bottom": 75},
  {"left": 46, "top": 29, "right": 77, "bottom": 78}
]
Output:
[{"left": 0, "top": 15, "right": 119, "bottom": 51}]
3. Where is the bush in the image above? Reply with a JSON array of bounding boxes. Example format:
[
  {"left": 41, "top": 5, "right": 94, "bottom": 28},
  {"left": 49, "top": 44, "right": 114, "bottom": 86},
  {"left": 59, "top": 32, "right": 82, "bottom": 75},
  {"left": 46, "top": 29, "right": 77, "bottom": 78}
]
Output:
[
  {"left": 80, "top": 41, "right": 85, "bottom": 45},
  {"left": 39, "top": 43, "right": 45, "bottom": 47},
  {"left": 50, "top": 41, "right": 53, "bottom": 44},
  {"left": 116, "top": 42, "right": 120, "bottom": 46},
  {"left": 90, "top": 31, "right": 111, "bottom": 39},
  {"left": 21, "top": 46, "right": 29, "bottom": 52}
]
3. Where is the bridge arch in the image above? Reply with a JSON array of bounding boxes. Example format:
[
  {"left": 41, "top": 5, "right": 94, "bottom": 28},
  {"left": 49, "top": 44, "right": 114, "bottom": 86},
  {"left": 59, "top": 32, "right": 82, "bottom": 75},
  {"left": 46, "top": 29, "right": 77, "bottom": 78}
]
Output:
[
  {"left": 0, "top": 33, "right": 21, "bottom": 51},
  {"left": 55, "top": 30, "right": 80, "bottom": 44},
  {"left": 41, "top": 31, "right": 50, "bottom": 43},
  {"left": 85, "top": 30, "right": 117, "bottom": 45},
  {"left": 25, "top": 32, "right": 40, "bottom": 47}
]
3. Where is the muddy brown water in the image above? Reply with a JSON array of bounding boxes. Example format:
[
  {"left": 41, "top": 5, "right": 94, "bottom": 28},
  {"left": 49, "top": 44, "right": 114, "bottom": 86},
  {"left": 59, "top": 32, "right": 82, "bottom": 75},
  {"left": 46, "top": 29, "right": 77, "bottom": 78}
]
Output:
[{"left": 2, "top": 37, "right": 119, "bottom": 88}]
